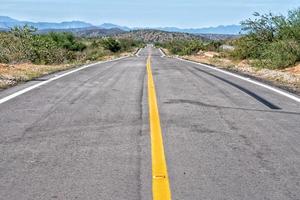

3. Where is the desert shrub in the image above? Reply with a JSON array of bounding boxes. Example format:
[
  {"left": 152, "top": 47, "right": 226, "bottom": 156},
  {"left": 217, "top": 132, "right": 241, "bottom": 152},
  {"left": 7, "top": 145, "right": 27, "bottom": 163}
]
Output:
[
  {"left": 203, "top": 40, "right": 223, "bottom": 51},
  {"left": 253, "top": 40, "right": 300, "bottom": 69},
  {"left": 231, "top": 7, "right": 300, "bottom": 69},
  {"left": 159, "top": 40, "right": 204, "bottom": 55},
  {"left": 84, "top": 49, "right": 106, "bottom": 61},
  {"left": 0, "top": 25, "right": 36, "bottom": 63},
  {"left": 0, "top": 26, "right": 87, "bottom": 64},
  {"left": 101, "top": 38, "right": 121, "bottom": 52},
  {"left": 181, "top": 40, "right": 203, "bottom": 55},
  {"left": 230, "top": 36, "right": 268, "bottom": 59},
  {"left": 0, "top": 32, "right": 17, "bottom": 63},
  {"left": 157, "top": 39, "right": 225, "bottom": 55},
  {"left": 0, "top": 26, "right": 143, "bottom": 65},
  {"left": 30, "top": 35, "right": 65, "bottom": 64},
  {"left": 118, "top": 39, "right": 144, "bottom": 51},
  {"left": 49, "top": 32, "right": 86, "bottom": 51}
]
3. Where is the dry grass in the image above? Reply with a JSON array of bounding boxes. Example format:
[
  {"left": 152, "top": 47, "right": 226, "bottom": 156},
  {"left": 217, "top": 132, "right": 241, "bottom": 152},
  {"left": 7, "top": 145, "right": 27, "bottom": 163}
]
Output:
[
  {"left": 0, "top": 51, "right": 133, "bottom": 89},
  {"left": 0, "top": 63, "right": 73, "bottom": 89},
  {"left": 282, "top": 63, "right": 300, "bottom": 75}
]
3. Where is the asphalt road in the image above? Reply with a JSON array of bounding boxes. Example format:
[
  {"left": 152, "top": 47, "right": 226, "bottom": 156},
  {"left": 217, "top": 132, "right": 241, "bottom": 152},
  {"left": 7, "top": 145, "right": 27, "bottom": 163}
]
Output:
[{"left": 0, "top": 46, "right": 300, "bottom": 200}]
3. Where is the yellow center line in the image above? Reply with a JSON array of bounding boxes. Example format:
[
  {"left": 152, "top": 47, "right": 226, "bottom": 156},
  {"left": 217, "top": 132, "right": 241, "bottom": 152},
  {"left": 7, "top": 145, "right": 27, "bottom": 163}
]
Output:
[{"left": 146, "top": 55, "right": 172, "bottom": 200}]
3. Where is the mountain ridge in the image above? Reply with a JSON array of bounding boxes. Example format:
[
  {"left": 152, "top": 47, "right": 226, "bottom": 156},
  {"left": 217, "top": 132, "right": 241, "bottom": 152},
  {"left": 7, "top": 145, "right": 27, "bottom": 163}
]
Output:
[
  {"left": 0, "top": 16, "right": 93, "bottom": 30},
  {"left": 154, "top": 25, "right": 241, "bottom": 35},
  {"left": 0, "top": 16, "right": 241, "bottom": 35}
]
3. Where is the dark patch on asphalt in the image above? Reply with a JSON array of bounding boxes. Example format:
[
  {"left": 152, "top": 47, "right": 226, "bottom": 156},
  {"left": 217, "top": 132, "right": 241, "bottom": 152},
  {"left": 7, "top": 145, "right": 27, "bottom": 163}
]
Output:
[
  {"left": 164, "top": 99, "right": 300, "bottom": 115},
  {"left": 191, "top": 66, "right": 281, "bottom": 110},
  {"left": 182, "top": 58, "right": 300, "bottom": 96},
  {"left": 190, "top": 125, "right": 217, "bottom": 134},
  {"left": 165, "top": 99, "right": 213, "bottom": 107},
  {"left": 32, "top": 78, "right": 49, "bottom": 81}
]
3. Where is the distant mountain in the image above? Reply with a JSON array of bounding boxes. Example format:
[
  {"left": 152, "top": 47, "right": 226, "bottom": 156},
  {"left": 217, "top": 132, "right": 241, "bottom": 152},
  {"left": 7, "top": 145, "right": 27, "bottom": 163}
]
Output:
[
  {"left": 98, "top": 23, "right": 130, "bottom": 31},
  {"left": 0, "top": 16, "right": 93, "bottom": 30},
  {"left": 0, "top": 16, "right": 132, "bottom": 33},
  {"left": 0, "top": 16, "right": 242, "bottom": 38},
  {"left": 102, "top": 24, "right": 241, "bottom": 35},
  {"left": 0, "top": 16, "right": 19, "bottom": 23},
  {"left": 154, "top": 25, "right": 242, "bottom": 35},
  {"left": 194, "top": 25, "right": 242, "bottom": 35}
]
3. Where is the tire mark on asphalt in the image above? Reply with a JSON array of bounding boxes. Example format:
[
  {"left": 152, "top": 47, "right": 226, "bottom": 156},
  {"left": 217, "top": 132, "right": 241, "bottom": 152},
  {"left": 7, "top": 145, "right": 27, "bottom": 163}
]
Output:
[
  {"left": 191, "top": 66, "right": 281, "bottom": 110},
  {"left": 1, "top": 61, "right": 123, "bottom": 144},
  {"left": 164, "top": 99, "right": 300, "bottom": 115}
]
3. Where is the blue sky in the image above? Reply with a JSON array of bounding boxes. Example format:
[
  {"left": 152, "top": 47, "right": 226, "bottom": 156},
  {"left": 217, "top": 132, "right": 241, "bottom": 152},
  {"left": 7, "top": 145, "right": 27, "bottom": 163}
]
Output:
[{"left": 0, "top": 0, "right": 299, "bottom": 28}]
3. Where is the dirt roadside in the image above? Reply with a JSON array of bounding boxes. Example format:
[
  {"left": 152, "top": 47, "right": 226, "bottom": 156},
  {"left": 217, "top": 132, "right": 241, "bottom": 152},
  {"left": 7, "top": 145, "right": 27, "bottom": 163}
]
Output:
[
  {"left": 0, "top": 52, "right": 133, "bottom": 90},
  {"left": 163, "top": 49, "right": 300, "bottom": 96}
]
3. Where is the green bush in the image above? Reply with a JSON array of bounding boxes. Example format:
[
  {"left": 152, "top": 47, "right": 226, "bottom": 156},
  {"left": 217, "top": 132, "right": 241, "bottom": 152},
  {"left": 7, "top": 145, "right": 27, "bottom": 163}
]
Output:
[
  {"left": 30, "top": 35, "right": 65, "bottom": 64},
  {"left": 0, "top": 27, "right": 87, "bottom": 64},
  {"left": 157, "top": 39, "right": 224, "bottom": 56},
  {"left": 231, "top": 36, "right": 268, "bottom": 59},
  {"left": 49, "top": 32, "right": 86, "bottom": 51},
  {"left": 118, "top": 39, "right": 144, "bottom": 52},
  {"left": 254, "top": 40, "right": 300, "bottom": 69},
  {"left": 231, "top": 7, "right": 300, "bottom": 69},
  {"left": 204, "top": 41, "right": 223, "bottom": 51},
  {"left": 101, "top": 38, "right": 121, "bottom": 52},
  {"left": 158, "top": 40, "right": 204, "bottom": 56},
  {"left": 0, "top": 26, "right": 144, "bottom": 65}
]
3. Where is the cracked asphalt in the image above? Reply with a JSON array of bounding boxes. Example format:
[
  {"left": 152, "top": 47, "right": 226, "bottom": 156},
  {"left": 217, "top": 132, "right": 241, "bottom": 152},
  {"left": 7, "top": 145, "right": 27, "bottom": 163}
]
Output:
[{"left": 0, "top": 46, "right": 299, "bottom": 200}]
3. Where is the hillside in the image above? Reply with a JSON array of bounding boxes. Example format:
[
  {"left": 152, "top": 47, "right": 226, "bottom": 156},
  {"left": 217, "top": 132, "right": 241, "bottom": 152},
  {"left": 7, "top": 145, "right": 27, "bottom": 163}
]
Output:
[
  {"left": 156, "top": 25, "right": 241, "bottom": 35},
  {"left": 38, "top": 27, "right": 125, "bottom": 37},
  {"left": 0, "top": 16, "right": 241, "bottom": 41},
  {"left": 115, "top": 29, "right": 207, "bottom": 42},
  {"left": 197, "top": 33, "right": 240, "bottom": 40},
  {"left": 115, "top": 30, "right": 238, "bottom": 42},
  {"left": 0, "top": 16, "right": 239, "bottom": 41}
]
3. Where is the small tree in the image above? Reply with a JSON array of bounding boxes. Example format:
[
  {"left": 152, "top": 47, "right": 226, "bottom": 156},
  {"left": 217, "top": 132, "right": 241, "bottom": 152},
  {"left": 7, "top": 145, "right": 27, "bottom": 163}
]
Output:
[
  {"left": 232, "top": 7, "right": 300, "bottom": 68},
  {"left": 102, "top": 38, "right": 121, "bottom": 52},
  {"left": 9, "top": 25, "right": 37, "bottom": 61}
]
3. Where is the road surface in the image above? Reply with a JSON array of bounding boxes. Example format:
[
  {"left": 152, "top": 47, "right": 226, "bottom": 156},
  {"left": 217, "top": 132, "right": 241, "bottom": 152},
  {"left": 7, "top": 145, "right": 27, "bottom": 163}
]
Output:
[{"left": 0, "top": 46, "right": 299, "bottom": 200}]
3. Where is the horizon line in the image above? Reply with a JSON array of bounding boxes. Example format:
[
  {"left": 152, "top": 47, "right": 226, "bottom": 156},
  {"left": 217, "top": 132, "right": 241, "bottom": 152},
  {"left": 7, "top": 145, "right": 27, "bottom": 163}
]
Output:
[{"left": 0, "top": 15, "right": 241, "bottom": 29}]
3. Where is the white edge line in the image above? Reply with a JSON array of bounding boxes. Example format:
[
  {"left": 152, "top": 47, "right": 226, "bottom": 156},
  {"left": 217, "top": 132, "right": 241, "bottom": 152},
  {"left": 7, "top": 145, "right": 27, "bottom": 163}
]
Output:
[
  {"left": 0, "top": 56, "right": 130, "bottom": 105},
  {"left": 176, "top": 57, "right": 300, "bottom": 103},
  {"left": 136, "top": 48, "right": 143, "bottom": 57},
  {"left": 159, "top": 48, "right": 166, "bottom": 58}
]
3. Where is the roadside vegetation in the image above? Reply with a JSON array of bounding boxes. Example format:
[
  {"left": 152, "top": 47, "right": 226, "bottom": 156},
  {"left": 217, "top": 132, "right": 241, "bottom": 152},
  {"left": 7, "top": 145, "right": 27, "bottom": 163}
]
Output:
[
  {"left": 0, "top": 25, "right": 144, "bottom": 88},
  {"left": 159, "top": 7, "right": 300, "bottom": 70},
  {"left": 155, "top": 40, "right": 223, "bottom": 56},
  {"left": 0, "top": 25, "right": 143, "bottom": 64},
  {"left": 231, "top": 7, "right": 300, "bottom": 69},
  {"left": 157, "top": 8, "right": 300, "bottom": 94}
]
